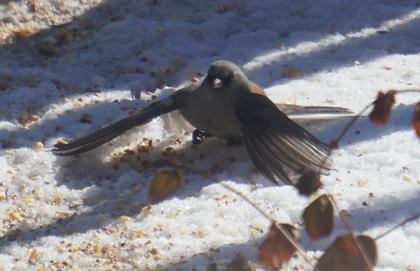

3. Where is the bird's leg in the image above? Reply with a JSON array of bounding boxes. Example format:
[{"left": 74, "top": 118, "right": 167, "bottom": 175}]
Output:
[
  {"left": 225, "top": 136, "right": 243, "bottom": 146},
  {"left": 192, "top": 129, "right": 211, "bottom": 144}
]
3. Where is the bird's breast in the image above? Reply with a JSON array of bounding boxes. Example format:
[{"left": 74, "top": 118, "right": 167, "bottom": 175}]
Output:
[{"left": 180, "top": 89, "right": 242, "bottom": 138}]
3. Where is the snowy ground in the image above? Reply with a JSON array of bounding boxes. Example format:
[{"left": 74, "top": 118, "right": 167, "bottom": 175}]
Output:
[{"left": 0, "top": 0, "right": 419, "bottom": 270}]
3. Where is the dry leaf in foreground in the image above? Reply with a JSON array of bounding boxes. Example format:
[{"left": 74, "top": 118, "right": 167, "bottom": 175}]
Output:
[
  {"left": 315, "top": 234, "right": 377, "bottom": 271},
  {"left": 302, "top": 194, "right": 334, "bottom": 240},
  {"left": 148, "top": 168, "right": 183, "bottom": 202},
  {"left": 369, "top": 90, "right": 396, "bottom": 127},
  {"left": 258, "top": 223, "right": 300, "bottom": 270}
]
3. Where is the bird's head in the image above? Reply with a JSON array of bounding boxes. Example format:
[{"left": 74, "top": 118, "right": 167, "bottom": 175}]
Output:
[{"left": 206, "top": 60, "right": 246, "bottom": 90}]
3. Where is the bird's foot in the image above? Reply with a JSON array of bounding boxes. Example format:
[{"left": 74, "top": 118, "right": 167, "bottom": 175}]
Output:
[{"left": 192, "top": 129, "right": 211, "bottom": 144}]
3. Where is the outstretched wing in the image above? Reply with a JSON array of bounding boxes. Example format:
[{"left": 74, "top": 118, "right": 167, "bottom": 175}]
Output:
[
  {"left": 53, "top": 88, "right": 192, "bottom": 156},
  {"left": 235, "top": 92, "right": 330, "bottom": 185}
]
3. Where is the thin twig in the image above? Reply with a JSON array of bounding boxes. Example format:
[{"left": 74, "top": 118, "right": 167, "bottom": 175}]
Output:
[
  {"left": 328, "top": 102, "right": 374, "bottom": 150},
  {"left": 374, "top": 212, "right": 420, "bottom": 241}
]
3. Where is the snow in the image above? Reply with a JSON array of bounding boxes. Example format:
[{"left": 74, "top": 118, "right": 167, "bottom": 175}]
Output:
[{"left": 0, "top": 0, "right": 419, "bottom": 270}]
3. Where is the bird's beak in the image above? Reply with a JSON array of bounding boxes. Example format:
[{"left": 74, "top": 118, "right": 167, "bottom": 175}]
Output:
[{"left": 211, "top": 78, "right": 223, "bottom": 89}]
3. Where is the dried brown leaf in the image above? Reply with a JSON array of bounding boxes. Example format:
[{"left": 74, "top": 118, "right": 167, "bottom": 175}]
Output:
[
  {"left": 315, "top": 234, "right": 377, "bottom": 271},
  {"left": 369, "top": 90, "right": 396, "bottom": 127},
  {"left": 303, "top": 194, "right": 334, "bottom": 240},
  {"left": 258, "top": 223, "right": 300, "bottom": 270},
  {"left": 148, "top": 168, "right": 183, "bottom": 202}
]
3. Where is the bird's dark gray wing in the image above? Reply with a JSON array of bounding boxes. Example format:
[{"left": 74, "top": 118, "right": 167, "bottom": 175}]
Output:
[
  {"left": 53, "top": 88, "right": 192, "bottom": 156},
  {"left": 235, "top": 92, "right": 330, "bottom": 185}
]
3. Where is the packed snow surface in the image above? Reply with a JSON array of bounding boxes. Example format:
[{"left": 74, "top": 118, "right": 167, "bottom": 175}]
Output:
[{"left": 0, "top": 0, "right": 419, "bottom": 270}]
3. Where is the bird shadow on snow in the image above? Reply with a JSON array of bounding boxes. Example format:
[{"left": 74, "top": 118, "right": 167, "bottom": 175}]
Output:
[{"left": 0, "top": 101, "right": 417, "bottom": 256}]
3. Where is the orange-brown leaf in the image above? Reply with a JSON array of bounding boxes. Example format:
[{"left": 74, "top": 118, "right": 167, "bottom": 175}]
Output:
[
  {"left": 258, "top": 223, "right": 300, "bottom": 270},
  {"left": 412, "top": 102, "right": 420, "bottom": 137},
  {"left": 369, "top": 90, "right": 396, "bottom": 127},
  {"left": 302, "top": 194, "right": 334, "bottom": 240},
  {"left": 148, "top": 169, "right": 183, "bottom": 202},
  {"left": 315, "top": 234, "right": 378, "bottom": 271}
]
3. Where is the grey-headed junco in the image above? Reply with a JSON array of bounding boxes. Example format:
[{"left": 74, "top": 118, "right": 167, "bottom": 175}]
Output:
[{"left": 53, "top": 60, "right": 351, "bottom": 185}]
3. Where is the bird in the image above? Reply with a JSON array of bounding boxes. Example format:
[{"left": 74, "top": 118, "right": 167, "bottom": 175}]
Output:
[{"left": 53, "top": 60, "right": 352, "bottom": 186}]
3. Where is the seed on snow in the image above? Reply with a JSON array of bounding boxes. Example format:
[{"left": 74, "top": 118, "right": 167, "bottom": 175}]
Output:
[
  {"left": 32, "top": 141, "right": 44, "bottom": 152},
  {"left": 119, "top": 215, "right": 130, "bottom": 222},
  {"left": 9, "top": 211, "right": 23, "bottom": 221}
]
